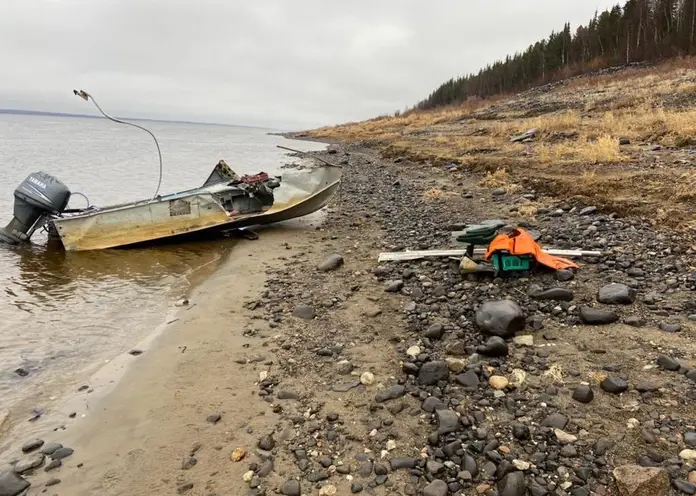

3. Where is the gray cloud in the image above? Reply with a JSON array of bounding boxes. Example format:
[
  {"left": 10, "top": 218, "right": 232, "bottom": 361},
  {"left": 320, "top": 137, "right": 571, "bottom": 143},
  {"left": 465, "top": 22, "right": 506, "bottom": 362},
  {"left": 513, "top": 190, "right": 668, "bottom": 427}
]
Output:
[{"left": 0, "top": 0, "right": 619, "bottom": 129}]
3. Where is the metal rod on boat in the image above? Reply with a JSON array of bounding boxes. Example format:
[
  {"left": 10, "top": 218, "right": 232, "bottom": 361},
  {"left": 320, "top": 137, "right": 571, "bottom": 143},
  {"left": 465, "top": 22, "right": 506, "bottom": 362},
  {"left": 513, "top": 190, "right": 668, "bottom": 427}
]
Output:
[
  {"left": 276, "top": 145, "right": 341, "bottom": 167},
  {"left": 73, "top": 89, "right": 164, "bottom": 201}
]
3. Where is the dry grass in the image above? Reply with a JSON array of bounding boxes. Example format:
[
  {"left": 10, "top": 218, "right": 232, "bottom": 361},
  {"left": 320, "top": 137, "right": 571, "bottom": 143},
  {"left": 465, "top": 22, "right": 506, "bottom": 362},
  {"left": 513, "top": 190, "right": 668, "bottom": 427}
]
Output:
[
  {"left": 542, "top": 364, "right": 565, "bottom": 385},
  {"left": 302, "top": 58, "right": 696, "bottom": 229},
  {"left": 421, "top": 187, "right": 457, "bottom": 202}
]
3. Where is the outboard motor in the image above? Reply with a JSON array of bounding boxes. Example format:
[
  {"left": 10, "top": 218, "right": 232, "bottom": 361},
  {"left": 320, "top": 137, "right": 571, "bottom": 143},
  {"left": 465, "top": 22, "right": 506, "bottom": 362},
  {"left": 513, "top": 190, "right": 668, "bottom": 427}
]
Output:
[{"left": 0, "top": 172, "right": 71, "bottom": 244}]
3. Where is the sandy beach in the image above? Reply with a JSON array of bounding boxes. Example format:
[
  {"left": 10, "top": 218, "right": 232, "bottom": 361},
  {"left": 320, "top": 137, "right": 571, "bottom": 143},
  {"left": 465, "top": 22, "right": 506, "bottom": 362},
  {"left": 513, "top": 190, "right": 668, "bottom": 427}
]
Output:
[{"left": 3, "top": 143, "right": 696, "bottom": 496}]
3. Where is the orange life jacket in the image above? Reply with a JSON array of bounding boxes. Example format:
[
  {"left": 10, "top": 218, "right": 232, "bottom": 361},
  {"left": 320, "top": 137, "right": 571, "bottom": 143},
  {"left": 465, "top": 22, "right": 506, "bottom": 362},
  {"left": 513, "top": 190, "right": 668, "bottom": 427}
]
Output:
[{"left": 484, "top": 227, "right": 579, "bottom": 271}]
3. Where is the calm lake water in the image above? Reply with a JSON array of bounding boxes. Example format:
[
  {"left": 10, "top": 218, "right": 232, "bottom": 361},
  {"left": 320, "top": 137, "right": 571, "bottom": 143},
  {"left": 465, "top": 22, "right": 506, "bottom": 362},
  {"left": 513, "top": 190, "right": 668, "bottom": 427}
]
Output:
[{"left": 0, "top": 113, "right": 324, "bottom": 424}]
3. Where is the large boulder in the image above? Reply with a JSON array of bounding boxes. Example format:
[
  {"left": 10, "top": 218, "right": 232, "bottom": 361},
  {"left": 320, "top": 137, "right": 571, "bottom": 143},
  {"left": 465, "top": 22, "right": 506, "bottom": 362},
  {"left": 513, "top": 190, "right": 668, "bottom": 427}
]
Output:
[
  {"left": 613, "top": 465, "right": 670, "bottom": 496},
  {"left": 0, "top": 471, "right": 30, "bottom": 496},
  {"left": 598, "top": 283, "right": 636, "bottom": 305},
  {"left": 475, "top": 300, "right": 526, "bottom": 338}
]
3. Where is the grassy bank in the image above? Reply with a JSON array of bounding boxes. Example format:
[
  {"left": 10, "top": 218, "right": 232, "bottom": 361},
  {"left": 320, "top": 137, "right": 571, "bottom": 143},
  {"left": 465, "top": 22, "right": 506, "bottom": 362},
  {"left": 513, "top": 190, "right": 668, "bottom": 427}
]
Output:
[{"left": 302, "top": 59, "right": 696, "bottom": 231}]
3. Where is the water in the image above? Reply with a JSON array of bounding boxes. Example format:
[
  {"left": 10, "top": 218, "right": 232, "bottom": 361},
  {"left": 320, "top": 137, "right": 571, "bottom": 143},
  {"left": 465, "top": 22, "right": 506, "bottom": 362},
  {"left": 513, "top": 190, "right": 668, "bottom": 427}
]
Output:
[{"left": 0, "top": 113, "right": 324, "bottom": 422}]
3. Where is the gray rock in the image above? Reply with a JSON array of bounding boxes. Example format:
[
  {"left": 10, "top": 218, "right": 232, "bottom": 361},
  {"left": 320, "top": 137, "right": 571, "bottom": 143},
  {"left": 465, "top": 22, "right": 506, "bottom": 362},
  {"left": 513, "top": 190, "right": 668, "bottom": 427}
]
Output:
[
  {"left": 555, "top": 269, "right": 574, "bottom": 281},
  {"left": 51, "top": 447, "right": 74, "bottom": 460},
  {"left": 257, "top": 459, "right": 274, "bottom": 477},
  {"left": 687, "top": 369, "right": 696, "bottom": 382},
  {"left": 306, "top": 470, "right": 329, "bottom": 482},
  {"left": 619, "top": 137, "right": 631, "bottom": 145},
  {"left": 475, "top": 300, "right": 526, "bottom": 338},
  {"left": 685, "top": 431, "right": 696, "bottom": 447},
  {"left": 423, "top": 323, "right": 445, "bottom": 339},
  {"left": 332, "top": 381, "right": 360, "bottom": 392},
  {"left": 418, "top": 361, "right": 449, "bottom": 386},
  {"left": 601, "top": 376, "right": 629, "bottom": 394},
  {"left": 45, "top": 478, "right": 60, "bottom": 487},
  {"left": 375, "top": 385, "right": 406, "bottom": 403},
  {"left": 492, "top": 187, "right": 506, "bottom": 196},
  {"left": 257, "top": 434, "right": 275, "bottom": 451},
  {"left": 277, "top": 390, "right": 300, "bottom": 400},
  {"left": 477, "top": 336, "right": 509, "bottom": 357},
  {"left": 624, "top": 316, "right": 645, "bottom": 327},
  {"left": 280, "top": 480, "right": 300, "bottom": 496},
  {"left": 422, "top": 397, "right": 447, "bottom": 413},
  {"left": 181, "top": 457, "right": 197, "bottom": 470},
  {"left": 21, "top": 439, "right": 44, "bottom": 453},
  {"left": 206, "top": 413, "right": 221, "bottom": 424},
  {"left": 532, "top": 288, "right": 574, "bottom": 301},
  {"left": 40, "top": 443, "right": 63, "bottom": 456},
  {"left": 454, "top": 369, "right": 479, "bottom": 389},
  {"left": 13, "top": 455, "right": 44, "bottom": 474},
  {"left": 351, "top": 482, "right": 363, "bottom": 493},
  {"left": 541, "top": 413, "right": 568, "bottom": 429},
  {"left": 572, "top": 384, "right": 594, "bottom": 404},
  {"left": 594, "top": 438, "right": 615, "bottom": 456},
  {"left": 292, "top": 305, "right": 315, "bottom": 320},
  {"left": 580, "top": 206, "right": 598, "bottom": 215},
  {"left": 436, "top": 409, "right": 460, "bottom": 435},
  {"left": 317, "top": 254, "right": 344, "bottom": 272},
  {"left": 612, "top": 465, "right": 669, "bottom": 496},
  {"left": 384, "top": 280, "right": 404, "bottom": 293},
  {"left": 673, "top": 479, "right": 696, "bottom": 494},
  {"left": 597, "top": 283, "right": 636, "bottom": 304},
  {"left": 659, "top": 321, "right": 681, "bottom": 333},
  {"left": 44, "top": 460, "right": 61, "bottom": 472},
  {"left": 422, "top": 479, "right": 448, "bottom": 496},
  {"left": 0, "top": 471, "right": 30, "bottom": 496},
  {"left": 390, "top": 458, "right": 417, "bottom": 470},
  {"left": 657, "top": 355, "right": 680, "bottom": 371},
  {"left": 497, "top": 471, "right": 526, "bottom": 496},
  {"left": 580, "top": 306, "right": 619, "bottom": 325}
]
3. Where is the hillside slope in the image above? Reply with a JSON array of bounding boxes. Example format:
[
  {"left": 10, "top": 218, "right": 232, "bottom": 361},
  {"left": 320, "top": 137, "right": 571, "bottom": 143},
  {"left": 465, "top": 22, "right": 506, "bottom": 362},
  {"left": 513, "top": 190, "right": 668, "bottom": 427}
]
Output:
[{"left": 300, "top": 60, "right": 696, "bottom": 232}]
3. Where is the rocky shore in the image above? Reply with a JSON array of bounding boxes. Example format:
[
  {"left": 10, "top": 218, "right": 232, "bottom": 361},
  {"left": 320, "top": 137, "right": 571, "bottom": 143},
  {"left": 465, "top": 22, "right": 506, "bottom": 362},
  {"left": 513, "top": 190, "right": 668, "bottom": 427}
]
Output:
[{"left": 3, "top": 142, "right": 695, "bottom": 495}]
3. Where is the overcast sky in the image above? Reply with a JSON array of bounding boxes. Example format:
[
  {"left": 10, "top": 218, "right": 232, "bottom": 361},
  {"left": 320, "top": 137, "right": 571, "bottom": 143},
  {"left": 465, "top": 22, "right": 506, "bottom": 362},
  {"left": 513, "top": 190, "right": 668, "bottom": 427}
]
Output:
[{"left": 0, "top": 0, "right": 619, "bottom": 130}]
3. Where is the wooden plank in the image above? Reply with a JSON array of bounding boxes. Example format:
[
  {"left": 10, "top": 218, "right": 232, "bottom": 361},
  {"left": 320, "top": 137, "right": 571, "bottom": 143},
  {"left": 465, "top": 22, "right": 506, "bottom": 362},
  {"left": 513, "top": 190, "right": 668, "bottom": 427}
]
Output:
[{"left": 378, "top": 248, "right": 603, "bottom": 262}]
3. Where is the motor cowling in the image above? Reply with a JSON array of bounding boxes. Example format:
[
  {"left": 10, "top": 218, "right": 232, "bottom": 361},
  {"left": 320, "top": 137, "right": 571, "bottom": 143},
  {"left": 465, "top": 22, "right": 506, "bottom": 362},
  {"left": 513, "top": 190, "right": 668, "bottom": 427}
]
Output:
[{"left": 0, "top": 172, "right": 71, "bottom": 244}]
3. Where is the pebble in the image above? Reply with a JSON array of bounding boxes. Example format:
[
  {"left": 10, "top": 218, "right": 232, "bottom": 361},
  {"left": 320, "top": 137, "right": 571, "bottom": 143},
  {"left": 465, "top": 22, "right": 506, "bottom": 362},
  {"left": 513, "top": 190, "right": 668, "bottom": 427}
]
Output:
[
  {"left": 21, "top": 439, "right": 44, "bottom": 453},
  {"left": 674, "top": 480, "right": 696, "bottom": 494},
  {"left": 292, "top": 305, "right": 315, "bottom": 319},
  {"left": 230, "top": 448, "right": 246, "bottom": 462},
  {"left": 475, "top": 300, "right": 526, "bottom": 338},
  {"left": 478, "top": 336, "right": 509, "bottom": 356},
  {"left": 657, "top": 355, "right": 681, "bottom": 371},
  {"left": 497, "top": 471, "right": 526, "bottom": 496},
  {"left": 385, "top": 280, "right": 404, "bottom": 293},
  {"left": 41, "top": 443, "right": 63, "bottom": 456},
  {"left": 572, "top": 384, "right": 594, "bottom": 403},
  {"left": 206, "top": 414, "right": 222, "bottom": 424},
  {"left": 597, "top": 283, "right": 636, "bottom": 304},
  {"left": 51, "top": 447, "right": 74, "bottom": 460},
  {"left": 44, "top": 459, "right": 61, "bottom": 472},
  {"left": 600, "top": 376, "right": 629, "bottom": 394},
  {"left": 13, "top": 455, "right": 44, "bottom": 474},
  {"left": 686, "top": 432, "right": 696, "bottom": 447},
  {"left": 422, "top": 479, "right": 448, "bottom": 496},
  {"left": 318, "top": 485, "right": 337, "bottom": 496},
  {"left": 489, "top": 376, "right": 509, "bottom": 390},
  {"left": 317, "top": 254, "right": 344, "bottom": 272},
  {"left": 680, "top": 449, "right": 696, "bottom": 461},
  {"left": 45, "top": 478, "right": 60, "bottom": 487},
  {"left": 554, "top": 429, "right": 578, "bottom": 444},
  {"left": 659, "top": 321, "right": 682, "bottom": 333},
  {"left": 360, "top": 372, "right": 375, "bottom": 385},
  {"left": 580, "top": 307, "right": 619, "bottom": 325}
]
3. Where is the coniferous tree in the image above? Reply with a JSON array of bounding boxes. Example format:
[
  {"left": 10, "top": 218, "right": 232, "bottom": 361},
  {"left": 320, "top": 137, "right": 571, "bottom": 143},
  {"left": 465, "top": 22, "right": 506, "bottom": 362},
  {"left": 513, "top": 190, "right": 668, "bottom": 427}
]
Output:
[{"left": 416, "top": 0, "right": 696, "bottom": 110}]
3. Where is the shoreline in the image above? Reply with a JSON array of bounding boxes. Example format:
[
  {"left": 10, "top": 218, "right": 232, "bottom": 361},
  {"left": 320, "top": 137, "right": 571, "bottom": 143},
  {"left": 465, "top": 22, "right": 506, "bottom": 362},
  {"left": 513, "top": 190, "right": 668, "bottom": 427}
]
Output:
[{"left": 3, "top": 142, "right": 695, "bottom": 496}]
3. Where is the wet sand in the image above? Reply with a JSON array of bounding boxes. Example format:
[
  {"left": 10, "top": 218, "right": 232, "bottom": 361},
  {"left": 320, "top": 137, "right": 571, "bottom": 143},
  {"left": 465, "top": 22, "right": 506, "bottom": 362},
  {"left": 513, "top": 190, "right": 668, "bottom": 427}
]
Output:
[{"left": 19, "top": 221, "right": 321, "bottom": 496}]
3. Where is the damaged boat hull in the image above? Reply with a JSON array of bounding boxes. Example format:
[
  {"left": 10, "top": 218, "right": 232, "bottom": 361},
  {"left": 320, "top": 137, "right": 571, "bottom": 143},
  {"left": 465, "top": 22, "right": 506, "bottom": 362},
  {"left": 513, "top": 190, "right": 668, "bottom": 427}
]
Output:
[{"left": 51, "top": 165, "right": 342, "bottom": 251}]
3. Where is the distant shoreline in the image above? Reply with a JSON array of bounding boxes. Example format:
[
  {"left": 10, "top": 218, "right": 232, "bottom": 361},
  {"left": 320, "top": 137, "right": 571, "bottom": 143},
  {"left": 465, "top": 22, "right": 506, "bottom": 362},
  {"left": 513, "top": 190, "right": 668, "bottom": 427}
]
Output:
[{"left": 0, "top": 108, "right": 272, "bottom": 130}]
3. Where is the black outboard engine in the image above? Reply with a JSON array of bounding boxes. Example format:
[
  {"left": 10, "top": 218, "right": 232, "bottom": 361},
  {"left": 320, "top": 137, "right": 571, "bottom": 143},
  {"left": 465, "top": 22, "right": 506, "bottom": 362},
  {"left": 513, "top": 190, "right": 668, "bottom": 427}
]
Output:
[{"left": 0, "top": 171, "right": 71, "bottom": 244}]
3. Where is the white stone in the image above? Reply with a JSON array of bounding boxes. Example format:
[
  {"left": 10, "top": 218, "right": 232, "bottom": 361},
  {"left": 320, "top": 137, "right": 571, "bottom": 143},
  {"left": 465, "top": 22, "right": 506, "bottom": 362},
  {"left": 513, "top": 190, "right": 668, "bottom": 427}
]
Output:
[
  {"left": 513, "top": 335, "right": 534, "bottom": 347},
  {"left": 258, "top": 370, "right": 268, "bottom": 381},
  {"left": 554, "top": 429, "right": 578, "bottom": 445},
  {"left": 680, "top": 449, "right": 696, "bottom": 461},
  {"left": 319, "top": 485, "right": 337, "bottom": 495},
  {"left": 513, "top": 460, "right": 531, "bottom": 471},
  {"left": 406, "top": 346, "right": 421, "bottom": 357},
  {"left": 243, "top": 470, "right": 254, "bottom": 482},
  {"left": 386, "top": 440, "right": 397, "bottom": 451},
  {"left": 627, "top": 418, "right": 640, "bottom": 429},
  {"left": 360, "top": 372, "right": 375, "bottom": 386}
]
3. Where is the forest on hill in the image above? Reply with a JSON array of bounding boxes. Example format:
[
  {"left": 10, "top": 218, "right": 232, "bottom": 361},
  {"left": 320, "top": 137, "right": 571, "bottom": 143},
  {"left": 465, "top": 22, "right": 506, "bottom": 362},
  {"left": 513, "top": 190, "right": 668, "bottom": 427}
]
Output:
[{"left": 417, "top": 0, "right": 696, "bottom": 109}]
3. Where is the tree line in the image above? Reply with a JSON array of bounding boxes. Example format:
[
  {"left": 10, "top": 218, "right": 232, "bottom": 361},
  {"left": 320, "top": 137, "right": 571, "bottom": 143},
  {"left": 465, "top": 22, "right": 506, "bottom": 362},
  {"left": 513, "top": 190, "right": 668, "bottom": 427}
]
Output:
[{"left": 416, "top": 0, "right": 696, "bottom": 110}]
